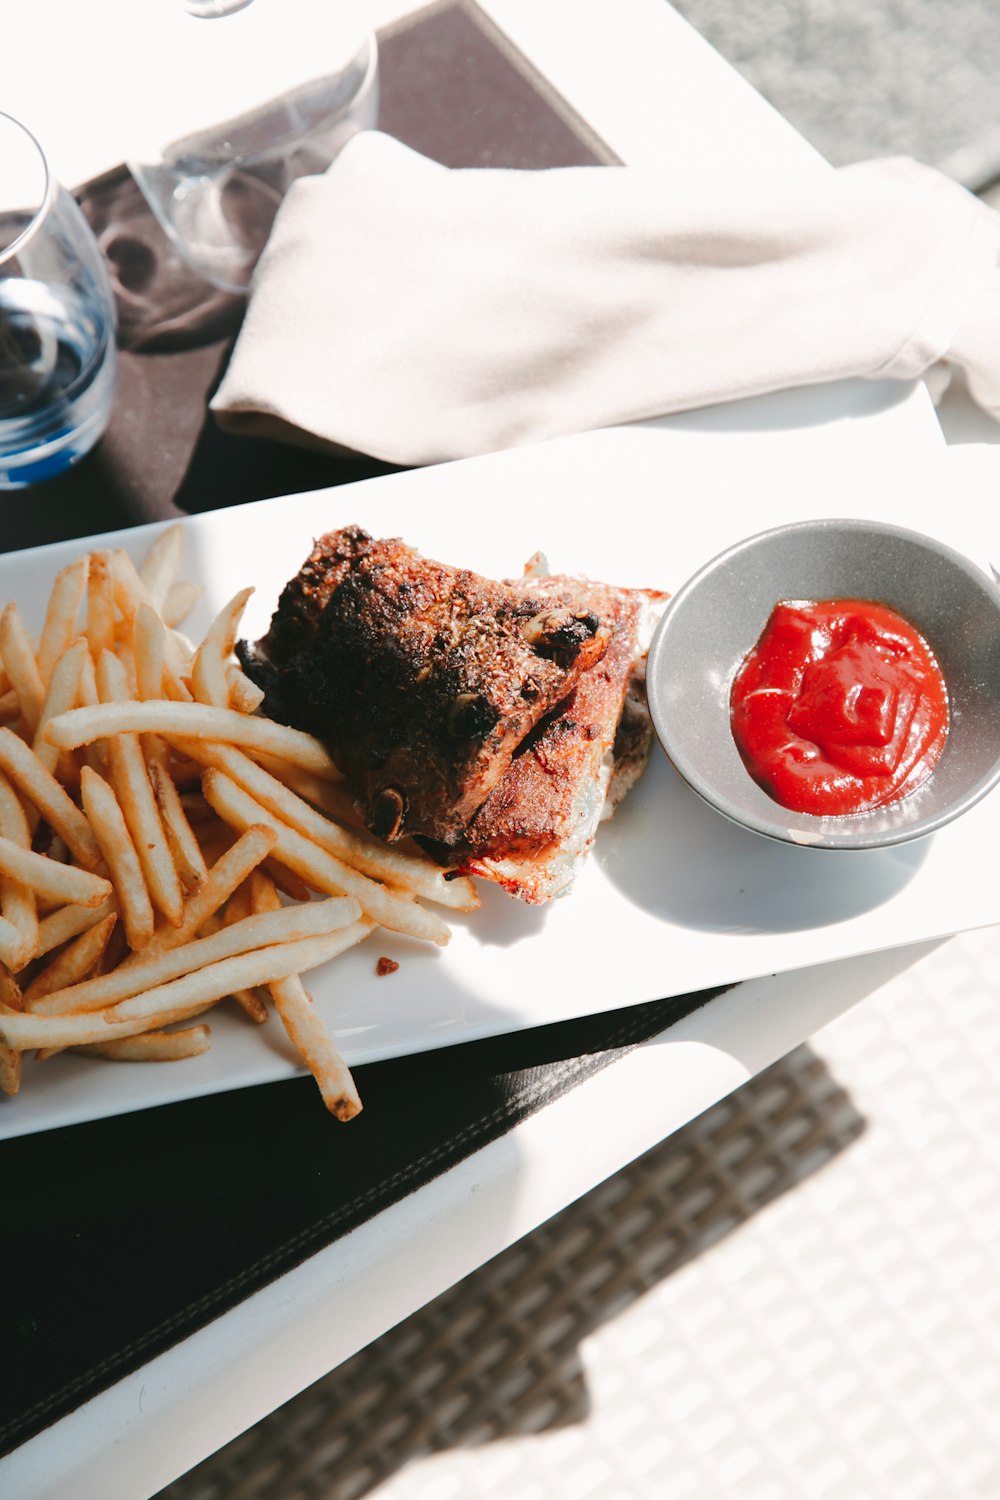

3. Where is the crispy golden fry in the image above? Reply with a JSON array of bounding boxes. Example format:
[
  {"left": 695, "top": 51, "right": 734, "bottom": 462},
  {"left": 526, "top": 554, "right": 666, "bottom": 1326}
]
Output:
[
  {"left": 191, "top": 588, "right": 254, "bottom": 709},
  {"left": 261, "top": 856, "right": 313, "bottom": 904},
  {"left": 179, "top": 737, "right": 478, "bottom": 912},
  {"left": 34, "top": 897, "right": 116, "bottom": 961},
  {"left": 0, "top": 726, "right": 102, "bottom": 869},
  {"left": 0, "top": 963, "right": 23, "bottom": 1010},
  {"left": 79, "top": 765, "right": 155, "bottom": 951},
  {"left": 32, "top": 637, "right": 89, "bottom": 776},
  {"left": 0, "top": 687, "right": 18, "bottom": 721},
  {"left": 97, "top": 652, "right": 184, "bottom": 927},
  {"left": 109, "top": 924, "right": 373, "bottom": 1026},
  {"left": 30, "top": 895, "right": 359, "bottom": 1016},
  {"left": 24, "top": 912, "right": 117, "bottom": 1002},
  {"left": 112, "top": 550, "right": 192, "bottom": 686},
  {"left": 109, "top": 547, "right": 153, "bottom": 625},
  {"left": 132, "top": 602, "right": 166, "bottom": 701},
  {"left": 0, "top": 998, "right": 218, "bottom": 1051},
  {"left": 47, "top": 700, "right": 339, "bottom": 777},
  {"left": 147, "top": 754, "right": 207, "bottom": 892},
  {"left": 0, "top": 1044, "right": 20, "bottom": 1093},
  {"left": 0, "top": 601, "right": 45, "bottom": 734},
  {"left": 74, "top": 1024, "right": 212, "bottom": 1062},
  {"left": 251, "top": 750, "right": 344, "bottom": 788},
  {"left": 0, "top": 769, "right": 37, "bottom": 972},
  {"left": 85, "top": 550, "right": 116, "bottom": 659},
  {"left": 0, "top": 923, "right": 372, "bottom": 1051},
  {"left": 201, "top": 769, "right": 451, "bottom": 945},
  {"left": 0, "top": 836, "right": 112, "bottom": 908},
  {"left": 227, "top": 667, "right": 265, "bottom": 714},
  {"left": 0, "top": 965, "right": 23, "bottom": 1092},
  {"left": 219, "top": 881, "right": 269, "bottom": 1020},
  {"left": 252, "top": 875, "right": 362, "bottom": 1120},
  {"left": 37, "top": 556, "right": 89, "bottom": 684},
  {"left": 162, "top": 579, "right": 202, "bottom": 630},
  {"left": 137, "top": 525, "right": 184, "bottom": 611},
  {"left": 129, "top": 824, "right": 277, "bottom": 962}
]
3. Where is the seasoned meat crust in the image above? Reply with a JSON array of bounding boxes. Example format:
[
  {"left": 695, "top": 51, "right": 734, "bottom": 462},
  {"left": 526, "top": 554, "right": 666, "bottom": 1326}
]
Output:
[
  {"left": 239, "top": 526, "right": 613, "bottom": 844},
  {"left": 446, "top": 576, "right": 666, "bottom": 902}
]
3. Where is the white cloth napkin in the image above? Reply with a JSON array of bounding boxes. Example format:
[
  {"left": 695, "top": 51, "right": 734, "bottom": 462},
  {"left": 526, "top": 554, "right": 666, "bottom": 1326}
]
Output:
[{"left": 211, "top": 130, "right": 1000, "bottom": 465}]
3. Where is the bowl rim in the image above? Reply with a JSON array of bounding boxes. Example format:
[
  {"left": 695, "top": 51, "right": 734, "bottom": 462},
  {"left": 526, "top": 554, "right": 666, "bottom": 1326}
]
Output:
[{"left": 645, "top": 515, "right": 1000, "bottom": 851}]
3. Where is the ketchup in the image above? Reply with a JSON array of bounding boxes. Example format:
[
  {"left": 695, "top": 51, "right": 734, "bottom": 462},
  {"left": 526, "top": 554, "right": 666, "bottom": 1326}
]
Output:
[{"left": 730, "top": 599, "right": 949, "bottom": 817}]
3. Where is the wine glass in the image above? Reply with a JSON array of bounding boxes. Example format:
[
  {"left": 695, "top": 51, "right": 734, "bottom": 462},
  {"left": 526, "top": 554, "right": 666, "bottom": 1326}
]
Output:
[
  {"left": 127, "top": 0, "right": 379, "bottom": 295},
  {"left": 0, "top": 112, "right": 117, "bottom": 489}
]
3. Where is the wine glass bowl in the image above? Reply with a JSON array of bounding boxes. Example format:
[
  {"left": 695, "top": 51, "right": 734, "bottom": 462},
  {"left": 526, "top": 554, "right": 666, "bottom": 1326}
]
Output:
[
  {"left": 127, "top": 2, "right": 379, "bottom": 294},
  {"left": 0, "top": 112, "right": 117, "bottom": 489}
]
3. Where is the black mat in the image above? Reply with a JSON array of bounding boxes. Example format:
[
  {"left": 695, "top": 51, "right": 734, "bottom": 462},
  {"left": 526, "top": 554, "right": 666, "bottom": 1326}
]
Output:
[{"left": 1, "top": 0, "right": 729, "bottom": 1459}]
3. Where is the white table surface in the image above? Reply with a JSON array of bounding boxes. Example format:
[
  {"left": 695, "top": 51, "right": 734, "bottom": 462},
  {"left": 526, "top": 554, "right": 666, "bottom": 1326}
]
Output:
[{"left": 3, "top": 2, "right": 998, "bottom": 1497}]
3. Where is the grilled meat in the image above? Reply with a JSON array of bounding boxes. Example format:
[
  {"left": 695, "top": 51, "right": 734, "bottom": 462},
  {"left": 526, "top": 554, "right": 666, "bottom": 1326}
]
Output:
[
  {"left": 448, "top": 577, "right": 665, "bottom": 902},
  {"left": 239, "top": 526, "right": 614, "bottom": 844}
]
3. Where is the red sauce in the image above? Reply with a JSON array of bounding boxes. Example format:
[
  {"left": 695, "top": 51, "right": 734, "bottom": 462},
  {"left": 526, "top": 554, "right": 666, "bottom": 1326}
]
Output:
[{"left": 730, "top": 599, "right": 949, "bottom": 817}]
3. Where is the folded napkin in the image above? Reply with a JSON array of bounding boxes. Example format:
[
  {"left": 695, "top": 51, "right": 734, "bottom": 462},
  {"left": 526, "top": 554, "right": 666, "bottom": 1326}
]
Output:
[{"left": 211, "top": 131, "right": 1000, "bottom": 465}]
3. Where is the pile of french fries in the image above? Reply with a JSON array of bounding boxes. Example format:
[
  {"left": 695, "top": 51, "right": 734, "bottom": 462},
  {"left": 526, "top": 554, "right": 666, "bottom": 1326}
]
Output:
[{"left": 0, "top": 528, "right": 479, "bottom": 1119}]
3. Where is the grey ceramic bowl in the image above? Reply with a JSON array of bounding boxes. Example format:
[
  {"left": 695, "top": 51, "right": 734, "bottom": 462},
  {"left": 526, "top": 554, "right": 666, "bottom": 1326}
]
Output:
[{"left": 646, "top": 517, "right": 1000, "bottom": 849}]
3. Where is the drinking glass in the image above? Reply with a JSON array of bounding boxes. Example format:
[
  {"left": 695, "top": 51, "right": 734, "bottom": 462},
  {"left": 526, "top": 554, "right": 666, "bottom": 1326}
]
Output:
[
  {"left": 128, "top": 0, "right": 379, "bottom": 295},
  {"left": 0, "top": 113, "right": 117, "bottom": 489}
]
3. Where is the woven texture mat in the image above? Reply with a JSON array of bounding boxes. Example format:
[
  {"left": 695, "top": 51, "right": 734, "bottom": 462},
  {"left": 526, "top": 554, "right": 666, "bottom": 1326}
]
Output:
[{"left": 158, "top": 926, "right": 1000, "bottom": 1500}]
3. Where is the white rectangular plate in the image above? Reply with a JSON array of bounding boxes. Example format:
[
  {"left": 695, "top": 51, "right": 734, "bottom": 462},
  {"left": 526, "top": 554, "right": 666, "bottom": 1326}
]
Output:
[{"left": 1, "top": 378, "right": 992, "bottom": 1139}]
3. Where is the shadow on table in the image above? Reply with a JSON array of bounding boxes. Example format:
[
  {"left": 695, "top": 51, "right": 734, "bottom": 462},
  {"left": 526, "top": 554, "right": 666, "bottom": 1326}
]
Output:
[{"left": 156, "top": 1042, "right": 866, "bottom": 1500}]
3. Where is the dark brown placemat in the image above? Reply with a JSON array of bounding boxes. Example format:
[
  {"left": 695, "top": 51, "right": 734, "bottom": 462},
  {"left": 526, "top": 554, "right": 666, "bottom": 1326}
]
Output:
[{"left": 0, "top": 1, "right": 730, "bottom": 1463}]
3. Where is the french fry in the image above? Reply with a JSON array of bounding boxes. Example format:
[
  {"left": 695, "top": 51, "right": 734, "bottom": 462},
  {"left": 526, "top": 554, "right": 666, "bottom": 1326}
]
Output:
[
  {"left": 0, "top": 964, "right": 22, "bottom": 1008},
  {"left": 137, "top": 524, "right": 184, "bottom": 612},
  {"left": 108, "top": 548, "right": 154, "bottom": 627},
  {"left": 23, "top": 912, "right": 117, "bottom": 1002},
  {"left": 127, "top": 824, "right": 277, "bottom": 961},
  {"left": 0, "top": 965, "right": 23, "bottom": 1092},
  {"left": 0, "top": 769, "right": 37, "bottom": 971},
  {"left": 218, "top": 881, "right": 270, "bottom": 1021},
  {"left": 147, "top": 755, "right": 207, "bottom": 892},
  {"left": 179, "top": 737, "right": 478, "bottom": 912},
  {"left": 0, "top": 836, "right": 112, "bottom": 908},
  {"left": 47, "top": 700, "right": 339, "bottom": 776},
  {"left": 112, "top": 549, "right": 193, "bottom": 685},
  {"left": 32, "top": 637, "right": 89, "bottom": 776},
  {"left": 251, "top": 750, "right": 344, "bottom": 788},
  {"left": 85, "top": 550, "right": 116, "bottom": 659},
  {"left": 34, "top": 898, "right": 116, "bottom": 961},
  {"left": 201, "top": 768, "right": 453, "bottom": 943},
  {"left": 0, "top": 998, "right": 220, "bottom": 1051},
  {"left": 30, "top": 894, "right": 359, "bottom": 1016},
  {"left": 261, "top": 856, "right": 313, "bottom": 904},
  {"left": 97, "top": 652, "right": 184, "bottom": 927},
  {"left": 132, "top": 603, "right": 166, "bottom": 701},
  {"left": 0, "top": 726, "right": 103, "bottom": 869},
  {"left": 0, "top": 923, "right": 372, "bottom": 1051},
  {"left": 0, "top": 601, "right": 45, "bottom": 734},
  {"left": 227, "top": 667, "right": 265, "bottom": 714},
  {"left": 37, "top": 556, "right": 89, "bottom": 683},
  {"left": 79, "top": 766, "right": 155, "bottom": 951},
  {"left": 108, "top": 924, "right": 373, "bottom": 1027},
  {"left": 162, "top": 579, "right": 202, "bottom": 629},
  {"left": 252, "top": 876, "right": 362, "bottom": 1120},
  {"left": 191, "top": 588, "right": 254, "bottom": 709},
  {"left": 74, "top": 1025, "right": 212, "bottom": 1062}
]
